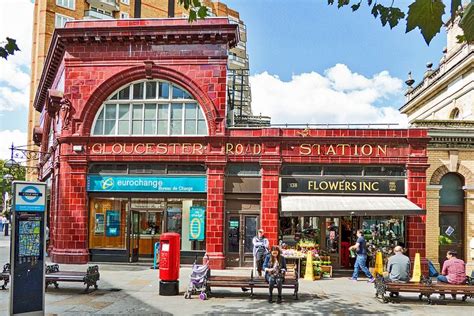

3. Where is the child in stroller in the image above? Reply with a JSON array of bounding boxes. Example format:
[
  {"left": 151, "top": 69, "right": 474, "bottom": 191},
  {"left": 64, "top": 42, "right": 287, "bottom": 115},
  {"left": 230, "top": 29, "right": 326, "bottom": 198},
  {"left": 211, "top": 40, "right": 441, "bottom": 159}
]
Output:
[{"left": 184, "top": 254, "right": 210, "bottom": 300}]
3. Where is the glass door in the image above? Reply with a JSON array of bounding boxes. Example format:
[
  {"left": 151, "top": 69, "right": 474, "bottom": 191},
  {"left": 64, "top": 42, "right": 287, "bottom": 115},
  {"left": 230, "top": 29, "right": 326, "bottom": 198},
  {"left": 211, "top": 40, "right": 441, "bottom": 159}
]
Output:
[
  {"left": 226, "top": 214, "right": 241, "bottom": 267},
  {"left": 439, "top": 212, "right": 464, "bottom": 267},
  {"left": 243, "top": 215, "right": 258, "bottom": 266},
  {"left": 129, "top": 210, "right": 140, "bottom": 262},
  {"left": 225, "top": 213, "right": 259, "bottom": 267}
]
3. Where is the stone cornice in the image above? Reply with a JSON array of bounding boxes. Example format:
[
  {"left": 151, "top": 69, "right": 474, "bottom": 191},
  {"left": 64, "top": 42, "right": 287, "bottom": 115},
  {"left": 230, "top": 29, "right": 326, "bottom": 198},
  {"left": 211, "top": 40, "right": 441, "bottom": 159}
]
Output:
[
  {"left": 33, "top": 18, "right": 239, "bottom": 113},
  {"left": 412, "top": 120, "right": 474, "bottom": 129}
]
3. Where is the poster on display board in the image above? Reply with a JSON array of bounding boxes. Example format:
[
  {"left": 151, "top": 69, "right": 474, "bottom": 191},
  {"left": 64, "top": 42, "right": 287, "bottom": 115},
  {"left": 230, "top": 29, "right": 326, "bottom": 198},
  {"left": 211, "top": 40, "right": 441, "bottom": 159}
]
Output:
[
  {"left": 189, "top": 207, "right": 205, "bottom": 241},
  {"left": 95, "top": 214, "right": 105, "bottom": 235},
  {"left": 106, "top": 210, "right": 120, "bottom": 237}
]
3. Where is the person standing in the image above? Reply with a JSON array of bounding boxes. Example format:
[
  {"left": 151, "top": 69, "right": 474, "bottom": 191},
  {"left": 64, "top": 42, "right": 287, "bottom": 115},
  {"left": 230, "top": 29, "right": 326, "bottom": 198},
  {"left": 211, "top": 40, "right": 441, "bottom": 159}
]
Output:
[
  {"left": 263, "top": 245, "right": 287, "bottom": 303},
  {"left": 348, "top": 229, "right": 374, "bottom": 282},
  {"left": 253, "top": 229, "right": 269, "bottom": 277},
  {"left": 3, "top": 216, "right": 9, "bottom": 237},
  {"left": 0, "top": 215, "right": 4, "bottom": 232}
]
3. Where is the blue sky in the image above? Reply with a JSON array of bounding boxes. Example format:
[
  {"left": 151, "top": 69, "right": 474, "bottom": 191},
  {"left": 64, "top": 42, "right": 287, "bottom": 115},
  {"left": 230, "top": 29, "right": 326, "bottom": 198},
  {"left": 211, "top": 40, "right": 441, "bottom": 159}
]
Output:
[{"left": 0, "top": 0, "right": 451, "bottom": 158}]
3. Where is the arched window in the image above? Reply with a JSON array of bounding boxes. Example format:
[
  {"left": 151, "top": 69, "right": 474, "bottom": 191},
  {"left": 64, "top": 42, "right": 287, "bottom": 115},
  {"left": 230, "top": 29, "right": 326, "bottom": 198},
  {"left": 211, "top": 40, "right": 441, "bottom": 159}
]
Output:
[
  {"left": 449, "top": 108, "right": 461, "bottom": 120},
  {"left": 92, "top": 80, "right": 207, "bottom": 136},
  {"left": 440, "top": 173, "right": 464, "bottom": 206}
]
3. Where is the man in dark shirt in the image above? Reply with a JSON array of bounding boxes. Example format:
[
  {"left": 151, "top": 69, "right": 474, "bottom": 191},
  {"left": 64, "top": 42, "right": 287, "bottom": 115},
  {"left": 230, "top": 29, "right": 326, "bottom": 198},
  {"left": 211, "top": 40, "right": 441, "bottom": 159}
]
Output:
[{"left": 348, "top": 229, "right": 374, "bottom": 282}]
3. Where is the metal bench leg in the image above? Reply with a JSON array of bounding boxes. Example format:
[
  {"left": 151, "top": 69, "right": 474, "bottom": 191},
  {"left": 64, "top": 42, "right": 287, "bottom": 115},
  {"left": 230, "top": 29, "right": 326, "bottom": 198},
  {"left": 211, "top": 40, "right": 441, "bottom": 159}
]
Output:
[{"left": 250, "top": 285, "right": 254, "bottom": 298}]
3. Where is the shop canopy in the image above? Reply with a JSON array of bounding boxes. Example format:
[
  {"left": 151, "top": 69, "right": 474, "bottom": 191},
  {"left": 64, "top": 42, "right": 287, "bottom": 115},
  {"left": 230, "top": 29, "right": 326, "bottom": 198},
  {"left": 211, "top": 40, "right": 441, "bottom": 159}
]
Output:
[{"left": 280, "top": 196, "right": 425, "bottom": 217}]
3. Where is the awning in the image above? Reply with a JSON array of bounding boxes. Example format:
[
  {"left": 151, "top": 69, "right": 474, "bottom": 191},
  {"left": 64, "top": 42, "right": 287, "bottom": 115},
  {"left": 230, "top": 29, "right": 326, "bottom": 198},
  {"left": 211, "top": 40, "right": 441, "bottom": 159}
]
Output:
[{"left": 280, "top": 196, "right": 425, "bottom": 217}]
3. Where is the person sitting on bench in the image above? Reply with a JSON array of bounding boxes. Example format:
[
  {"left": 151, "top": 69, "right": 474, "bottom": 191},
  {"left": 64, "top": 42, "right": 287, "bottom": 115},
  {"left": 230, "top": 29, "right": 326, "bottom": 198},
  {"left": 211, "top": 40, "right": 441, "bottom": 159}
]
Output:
[
  {"left": 438, "top": 250, "right": 466, "bottom": 284},
  {"left": 263, "top": 245, "right": 287, "bottom": 304},
  {"left": 385, "top": 246, "right": 410, "bottom": 297},
  {"left": 437, "top": 250, "right": 466, "bottom": 300}
]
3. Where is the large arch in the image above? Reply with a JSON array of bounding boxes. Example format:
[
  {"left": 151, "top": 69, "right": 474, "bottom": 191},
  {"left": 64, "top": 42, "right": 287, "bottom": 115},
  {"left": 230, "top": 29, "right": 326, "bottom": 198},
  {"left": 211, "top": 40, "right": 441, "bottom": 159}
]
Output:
[
  {"left": 429, "top": 164, "right": 473, "bottom": 185},
  {"left": 79, "top": 64, "right": 221, "bottom": 136}
]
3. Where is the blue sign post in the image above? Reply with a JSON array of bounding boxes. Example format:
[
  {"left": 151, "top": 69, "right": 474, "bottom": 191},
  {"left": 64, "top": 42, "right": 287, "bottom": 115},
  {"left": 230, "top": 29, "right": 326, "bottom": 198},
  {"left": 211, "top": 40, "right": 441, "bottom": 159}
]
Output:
[
  {"left": 10, "top": 181, "right": 47, "bottom": 316},
  {"left": 189, "top": 207, "right": 205, "bottom": 241}
]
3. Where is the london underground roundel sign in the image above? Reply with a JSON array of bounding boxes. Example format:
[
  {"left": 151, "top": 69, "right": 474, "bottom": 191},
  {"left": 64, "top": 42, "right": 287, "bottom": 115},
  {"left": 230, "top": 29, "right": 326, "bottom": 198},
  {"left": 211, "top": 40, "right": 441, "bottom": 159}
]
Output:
[{"left": 13, "top": 181, "right": 47, "bottom": 212}]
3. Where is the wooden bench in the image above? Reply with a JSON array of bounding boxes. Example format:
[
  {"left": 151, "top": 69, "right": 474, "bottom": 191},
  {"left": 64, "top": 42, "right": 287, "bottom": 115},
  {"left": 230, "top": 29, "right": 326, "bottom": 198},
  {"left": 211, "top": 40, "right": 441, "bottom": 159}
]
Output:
[
  {"left": 207, "top": 264, "right": 299, "bottom": 300},
  {"left": 0, "top": 263, "right": 10, "bottom": 290},
  {"left": 375, "top": 275, "right": 474, "bottom": 304},
  {"left": 45, "top": 264, "right": 100, "bottom": 292}
]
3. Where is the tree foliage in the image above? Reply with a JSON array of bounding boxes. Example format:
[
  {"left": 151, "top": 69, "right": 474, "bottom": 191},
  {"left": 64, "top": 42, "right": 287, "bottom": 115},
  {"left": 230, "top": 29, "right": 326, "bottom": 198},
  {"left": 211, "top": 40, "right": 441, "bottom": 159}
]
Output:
[
  {"left": 0, "top": 159, "right": 26, "bottom": 214},
  {"left": 0, "top": 37, "right": 20, "bottom": 60},
  {"left": 328, "top": 0, "right": 472, "bottom": 45}
]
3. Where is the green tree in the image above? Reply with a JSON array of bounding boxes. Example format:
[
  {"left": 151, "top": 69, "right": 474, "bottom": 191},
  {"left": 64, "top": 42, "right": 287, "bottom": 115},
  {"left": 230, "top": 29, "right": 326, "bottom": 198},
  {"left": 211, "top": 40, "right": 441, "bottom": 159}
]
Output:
[
  {"left": 328, "top": 0, "right": 473, "bottom": 45},
  {"left": 1, "top": 159, "right": 26, "bottom": 215},
  {"left": 182, "top": 0, "right": 473, "bottom": 45},
  {"left": 0, "top": 37, "right": 20, "bottom": 60}
]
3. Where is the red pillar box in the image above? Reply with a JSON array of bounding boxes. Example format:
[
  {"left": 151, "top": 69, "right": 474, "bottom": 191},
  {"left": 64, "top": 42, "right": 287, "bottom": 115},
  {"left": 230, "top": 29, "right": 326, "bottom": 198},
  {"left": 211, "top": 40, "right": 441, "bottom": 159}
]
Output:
[{"left": 159, "top": 232, "right": 180, "bottom": 295}]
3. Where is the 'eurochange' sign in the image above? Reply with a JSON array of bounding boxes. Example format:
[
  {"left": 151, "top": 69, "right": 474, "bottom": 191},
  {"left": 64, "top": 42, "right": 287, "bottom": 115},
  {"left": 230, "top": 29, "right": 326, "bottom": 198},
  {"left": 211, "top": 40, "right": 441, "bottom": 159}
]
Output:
[{"left": 86, "top": 175, "right": 207, "bottom": 193}]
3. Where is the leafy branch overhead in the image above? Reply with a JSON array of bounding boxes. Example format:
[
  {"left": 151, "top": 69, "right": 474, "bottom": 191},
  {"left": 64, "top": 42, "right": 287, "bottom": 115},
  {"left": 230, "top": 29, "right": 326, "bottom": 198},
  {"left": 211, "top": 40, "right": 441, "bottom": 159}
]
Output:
[
  {"left": 178, "top": 0, "right": 209, "bottom": 21},
  {"left": 328, "top": 0, "right": 473, "bottom": 45},
  {"left": 0, "top": 37, "right": 20, "bottom": 60}
]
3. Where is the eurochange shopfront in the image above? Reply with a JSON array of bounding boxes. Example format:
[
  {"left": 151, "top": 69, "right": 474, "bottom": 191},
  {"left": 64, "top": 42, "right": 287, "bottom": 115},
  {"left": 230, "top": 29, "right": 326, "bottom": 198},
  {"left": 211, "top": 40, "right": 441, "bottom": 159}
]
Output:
[{"left": 32, "top": 18, "right": 429, "bottom": 269}]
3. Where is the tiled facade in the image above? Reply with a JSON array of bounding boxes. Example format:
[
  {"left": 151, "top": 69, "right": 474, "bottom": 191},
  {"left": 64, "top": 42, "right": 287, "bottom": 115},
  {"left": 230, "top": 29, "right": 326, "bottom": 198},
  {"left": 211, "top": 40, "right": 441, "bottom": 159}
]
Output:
[
  {"left": 28, "top": 0, "right": 252, "bottom": 179},
  {"left": 33, "top": 19, "right": 429, "bottom": 269}
]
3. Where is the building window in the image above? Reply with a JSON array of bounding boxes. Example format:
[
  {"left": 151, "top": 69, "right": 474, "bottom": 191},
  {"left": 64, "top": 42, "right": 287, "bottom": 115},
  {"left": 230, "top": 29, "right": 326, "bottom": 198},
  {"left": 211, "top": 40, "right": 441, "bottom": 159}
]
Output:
[
  {"left": 121, "top": 0, "right": 130, "bottom": 5},
  {"left": 120, "top": 12, "right": 129, "bottom": 19},
  {"left": 56, "top": 0, "right": 75, "bottom": 10},
  {"left": 92, "top": 80, "right": 208, "bottom": 136},
  {"left": 450, "top": 108, "right": 461, "bottom": 120},
  {"left": 55, "top": 13, "right": 74, "bottom": 28},
  {"left": 90, "top": 6, "right": 113, "bottom": 17}
]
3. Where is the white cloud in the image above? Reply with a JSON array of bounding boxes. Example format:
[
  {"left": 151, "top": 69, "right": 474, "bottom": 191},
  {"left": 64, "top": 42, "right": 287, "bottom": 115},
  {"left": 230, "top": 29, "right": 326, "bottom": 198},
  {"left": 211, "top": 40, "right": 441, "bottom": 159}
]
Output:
[
  {"left": 0, "top": 0, "right": 33, "bottom": 113},
  {"left": 250, "top": 64, "right": 408, "bottom": 127},
  {"left": 0, "top": 130, "right": 27, "bottom": 159}
]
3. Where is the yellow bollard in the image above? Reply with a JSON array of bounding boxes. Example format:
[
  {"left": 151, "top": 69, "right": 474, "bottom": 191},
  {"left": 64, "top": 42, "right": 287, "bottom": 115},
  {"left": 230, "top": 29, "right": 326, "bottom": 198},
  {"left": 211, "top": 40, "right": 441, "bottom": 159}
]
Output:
[
  {"left": 373, "top": 251, "right": 384, "bottom": 276},
  {"left": 304, "top": 251, "right": 314, "bottom": 281},
  {"left": 410, "top": 253, "right": 421, "bottom": 283}
]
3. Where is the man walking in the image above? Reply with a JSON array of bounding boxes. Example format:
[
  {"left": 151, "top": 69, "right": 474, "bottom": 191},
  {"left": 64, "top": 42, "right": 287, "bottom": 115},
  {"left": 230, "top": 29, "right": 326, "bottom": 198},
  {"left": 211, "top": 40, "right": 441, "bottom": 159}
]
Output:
[{"left": 348, "top": 229, "right": 374, "bottom": 282}]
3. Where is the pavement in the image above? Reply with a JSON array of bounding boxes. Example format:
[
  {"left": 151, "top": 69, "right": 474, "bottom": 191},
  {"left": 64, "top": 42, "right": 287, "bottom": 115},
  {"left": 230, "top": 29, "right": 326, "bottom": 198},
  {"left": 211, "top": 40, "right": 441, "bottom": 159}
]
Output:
[{"left": 1, "top": 234, "right": 474, "bottom": 315}]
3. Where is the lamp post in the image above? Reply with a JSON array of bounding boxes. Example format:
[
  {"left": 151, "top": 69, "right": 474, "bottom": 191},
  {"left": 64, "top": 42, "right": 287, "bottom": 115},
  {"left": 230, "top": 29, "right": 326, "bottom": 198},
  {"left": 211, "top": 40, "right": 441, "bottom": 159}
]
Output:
[{"left": 2, "top": 173, "right": 14, "bottom": 236}]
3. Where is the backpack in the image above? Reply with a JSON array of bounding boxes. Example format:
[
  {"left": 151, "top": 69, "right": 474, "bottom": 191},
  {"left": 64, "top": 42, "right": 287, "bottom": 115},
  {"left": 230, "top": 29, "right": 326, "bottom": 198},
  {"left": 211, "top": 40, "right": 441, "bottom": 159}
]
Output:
[{"left": 428, "top": 260, "right": 439, "bottom": 277}]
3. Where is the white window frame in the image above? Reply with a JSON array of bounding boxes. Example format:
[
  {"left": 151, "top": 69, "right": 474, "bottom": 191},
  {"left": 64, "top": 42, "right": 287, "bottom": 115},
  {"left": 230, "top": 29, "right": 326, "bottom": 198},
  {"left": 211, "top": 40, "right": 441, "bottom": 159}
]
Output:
[
  {"left": 91, "top": 80, "right": 208, "bottom": 137},
  {"left": 121, "top": 0, "right": 130, "bottom": 5},
  {"left": 56, "top": 0, "right": 75, "bottom": 10},
  {"left": 120, "top": 12, "right": 130, "bottom": 19},
  {"left": 55, "top": 13, "right": 74, "bottom": 28}
]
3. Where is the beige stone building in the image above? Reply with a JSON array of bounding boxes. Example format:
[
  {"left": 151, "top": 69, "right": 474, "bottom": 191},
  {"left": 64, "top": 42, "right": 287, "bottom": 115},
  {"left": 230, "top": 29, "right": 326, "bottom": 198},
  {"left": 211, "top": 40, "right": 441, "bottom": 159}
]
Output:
[
  {"left": 28, "top": 1, "right": 256, "bottom": 174},
  {"left": 400, "top": 14, "right": 474, "bottom": 274}
]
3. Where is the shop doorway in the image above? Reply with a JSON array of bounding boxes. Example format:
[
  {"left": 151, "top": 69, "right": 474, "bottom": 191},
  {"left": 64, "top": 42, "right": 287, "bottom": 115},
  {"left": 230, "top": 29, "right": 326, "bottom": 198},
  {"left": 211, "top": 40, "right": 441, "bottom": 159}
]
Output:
[
  {"left": 129, "top": 210, "right": 140, "bottom": 262},
  {"left": 225, "top": 213, "right": 259, "bottom": 267},
  {"left": 438, "top": 173, "right": 465, "bottom": 267}
]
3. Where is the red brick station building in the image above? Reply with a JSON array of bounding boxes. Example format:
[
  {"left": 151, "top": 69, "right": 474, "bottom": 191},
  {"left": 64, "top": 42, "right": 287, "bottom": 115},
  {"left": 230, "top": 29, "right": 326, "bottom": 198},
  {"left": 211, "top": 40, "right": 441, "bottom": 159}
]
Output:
[{"left": 32, "top": 18, "right": 429, "bottom": 270}]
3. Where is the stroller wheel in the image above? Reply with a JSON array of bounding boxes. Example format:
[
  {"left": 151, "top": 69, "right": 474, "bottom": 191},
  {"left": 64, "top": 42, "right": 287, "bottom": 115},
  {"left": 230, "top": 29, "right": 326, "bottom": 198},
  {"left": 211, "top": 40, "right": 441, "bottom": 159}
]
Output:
[
  {"left": 184, "top": 292, "right": 191, "bottom": 299},
  {"left": 199, "top": 292, "right": 207, "bottom": 300}
]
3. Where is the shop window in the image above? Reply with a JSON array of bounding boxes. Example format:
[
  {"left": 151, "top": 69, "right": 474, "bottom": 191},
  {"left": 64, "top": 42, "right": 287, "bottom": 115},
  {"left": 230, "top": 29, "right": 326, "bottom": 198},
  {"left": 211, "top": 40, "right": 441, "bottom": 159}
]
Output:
[
  {"left": 89, "top": 198, "right": 128, "bottom": 249},
  {"left": 226, "top": 164, "right": 261, "bottom": 176},
  {"left": 281, "top": 165, "right": 322, "bottom": 176},
  {"left": 167, "top": 164, "right": 206, "bottom": 174},
  {"left": 280, "top": 216, "right": 320, "bottom": 247},
  {"left": 323, "top": 166, "right": 363, "bottom": 176},
  {"left": 89, "top": 164, "right": 128, "bottom": 174},
  {"left": 92, "top": 80, "right": 207, "bottom": 136},
  {"left": 440, "top": 173, "right": 464, "bottom": 206},
  {"left": 361, "top": 216, "right": 405, "bottom": 257},
  {"left": 364, "top": 166, "right": 406, "bottom": 177},
  {"left": 166, "top": 198, "right": 206, "bottom": 251}
]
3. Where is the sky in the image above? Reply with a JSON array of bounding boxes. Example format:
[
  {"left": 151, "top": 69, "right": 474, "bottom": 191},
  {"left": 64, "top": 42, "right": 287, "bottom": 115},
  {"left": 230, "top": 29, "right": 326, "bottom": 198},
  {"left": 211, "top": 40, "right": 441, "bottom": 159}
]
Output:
[{"left": 0, "top": 0, "right": 450, "bottom": 159}]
